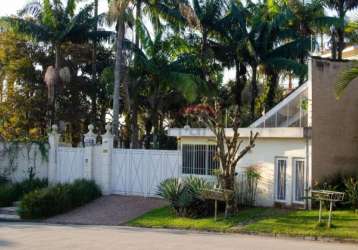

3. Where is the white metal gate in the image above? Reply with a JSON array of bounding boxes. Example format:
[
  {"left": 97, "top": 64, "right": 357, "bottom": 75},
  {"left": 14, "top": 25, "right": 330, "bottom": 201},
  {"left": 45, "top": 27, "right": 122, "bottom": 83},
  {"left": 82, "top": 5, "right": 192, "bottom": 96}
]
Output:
[
  {"left": 111, "top": 149, "right": 181, "bottom": 196},
  {"left": 56, "top": 147, "right": 84, "bottom": 183}
]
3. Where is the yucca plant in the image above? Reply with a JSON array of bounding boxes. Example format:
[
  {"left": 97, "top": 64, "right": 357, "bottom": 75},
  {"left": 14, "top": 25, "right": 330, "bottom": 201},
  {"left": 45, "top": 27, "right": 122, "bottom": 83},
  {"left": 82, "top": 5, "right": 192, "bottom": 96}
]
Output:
[
  {"left": 157, "top": 177, "right": 212, "bottom": 217},
  {"left": 157, "top": 178, "right": 188, "bottom": 215}
]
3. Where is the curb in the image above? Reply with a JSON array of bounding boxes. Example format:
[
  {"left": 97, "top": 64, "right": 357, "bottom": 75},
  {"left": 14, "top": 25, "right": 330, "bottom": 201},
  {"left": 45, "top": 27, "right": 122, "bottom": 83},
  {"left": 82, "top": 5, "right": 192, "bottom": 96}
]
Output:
[{"left": 229, "top": 229, "right": 358, "bottom": 244}]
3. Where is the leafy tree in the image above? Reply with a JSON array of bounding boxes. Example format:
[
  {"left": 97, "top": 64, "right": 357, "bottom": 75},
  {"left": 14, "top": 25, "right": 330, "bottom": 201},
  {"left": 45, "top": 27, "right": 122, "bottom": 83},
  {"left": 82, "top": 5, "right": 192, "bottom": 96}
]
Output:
[
  {"left": 107, "top": 0, "right": 132, "bottom": 145},
  {"left": 185, "top": 100, "right": 258, "bottom": 216},
  {"left": 130, "top": 24, "right": 201, "bottom": 148},
  {"left": 0, "top": 0, "right": 111, "bottom": 126},
  {"left": 0, "top": 31, "right": 47, "bottom": 140}
]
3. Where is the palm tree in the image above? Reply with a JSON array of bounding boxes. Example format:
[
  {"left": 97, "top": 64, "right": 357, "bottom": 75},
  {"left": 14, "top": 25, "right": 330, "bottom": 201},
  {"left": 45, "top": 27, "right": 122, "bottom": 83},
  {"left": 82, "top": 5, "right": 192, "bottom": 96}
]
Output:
[
  {"left": 91, "top": 0, "right": 99, "bottom": 124},
  {"left": 130, "top": 24, "right": 201, "bottom": 148},
  {"left": 107, "top": 0, "right": 132, "bottom": 145},
  {"left": 323, "top": 0, "right": 358, "bottom": 60},
  {"left": 147, "top": 0, "right": 228, "bottom": 87},
  {"left": 1, "top": 0, "right": 111, "bottom": 125}
]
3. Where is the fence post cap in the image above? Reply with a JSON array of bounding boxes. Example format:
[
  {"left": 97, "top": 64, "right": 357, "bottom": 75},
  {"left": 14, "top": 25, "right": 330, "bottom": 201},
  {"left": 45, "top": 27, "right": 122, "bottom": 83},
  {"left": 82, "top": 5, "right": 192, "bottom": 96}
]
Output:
[
  {"left": 84, "top": 124, "right": 97, "bottom": 146},
  {"left": 88, "top": 124, "right": 94, "bottom": 132},
  {"left": 51, "top": 124, "right": 58, "bottom": 133}
]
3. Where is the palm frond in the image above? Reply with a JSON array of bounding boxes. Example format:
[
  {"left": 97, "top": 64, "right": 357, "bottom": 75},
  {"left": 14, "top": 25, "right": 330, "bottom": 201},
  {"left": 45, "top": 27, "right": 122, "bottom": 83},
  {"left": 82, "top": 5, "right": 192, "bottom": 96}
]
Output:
[
  {"left": 0, "top": 17, "right": 50, "bottom": 42},
  {"left": 336, "top": 63, "right": 358, "bottom": 99},
  {"left": 264, "top": 57, "right": 307, "bottom": 77},
  {"left": 18, "top": 0, "right": 42, "bottom": 18}
]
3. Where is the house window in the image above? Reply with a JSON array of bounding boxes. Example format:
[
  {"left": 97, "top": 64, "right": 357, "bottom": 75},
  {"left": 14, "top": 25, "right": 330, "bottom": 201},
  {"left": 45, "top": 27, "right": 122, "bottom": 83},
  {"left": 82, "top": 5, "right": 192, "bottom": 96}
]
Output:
[
  {"left": 275, "top": 158, "right": 287, "bottom": 201},
  {"left": 182, "top": 144, "right": 218, "bottom": 175},
  {"left": 294, "top": 159, "right": 305, "bottom": 202}
]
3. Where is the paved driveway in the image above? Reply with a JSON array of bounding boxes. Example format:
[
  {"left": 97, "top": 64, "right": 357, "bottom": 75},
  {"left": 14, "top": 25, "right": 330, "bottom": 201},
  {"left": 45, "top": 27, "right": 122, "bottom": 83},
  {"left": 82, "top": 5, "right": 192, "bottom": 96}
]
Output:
[
  {"left": 45, "top": 195, "right": 167, "bottom": 225},
  {"left": 0, "top": 223, "right": 357, "bottom": 250}
]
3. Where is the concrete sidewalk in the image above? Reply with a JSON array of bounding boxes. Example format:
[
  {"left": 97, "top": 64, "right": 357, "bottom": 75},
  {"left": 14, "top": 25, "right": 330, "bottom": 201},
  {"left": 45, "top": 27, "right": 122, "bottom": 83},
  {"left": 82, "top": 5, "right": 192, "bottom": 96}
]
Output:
[{"left": 0, "top": 223, "right": 357, "bottom": 250}]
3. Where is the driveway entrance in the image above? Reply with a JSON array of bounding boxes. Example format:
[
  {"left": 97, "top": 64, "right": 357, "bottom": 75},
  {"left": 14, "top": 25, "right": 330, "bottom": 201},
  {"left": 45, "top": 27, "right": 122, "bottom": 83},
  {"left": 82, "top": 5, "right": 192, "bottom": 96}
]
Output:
[{"left": 45, "top": 195, "right": 167, "bottom": 225}]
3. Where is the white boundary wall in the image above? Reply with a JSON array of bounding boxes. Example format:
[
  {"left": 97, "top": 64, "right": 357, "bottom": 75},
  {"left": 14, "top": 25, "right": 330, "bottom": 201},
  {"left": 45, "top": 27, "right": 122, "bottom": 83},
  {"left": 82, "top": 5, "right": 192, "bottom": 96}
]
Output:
[
  {"left": 48, "top": 124, "right": 181, "bottom": 196},
  {"left": 0, "top": 143, "right": 48, "bottom": 182}
]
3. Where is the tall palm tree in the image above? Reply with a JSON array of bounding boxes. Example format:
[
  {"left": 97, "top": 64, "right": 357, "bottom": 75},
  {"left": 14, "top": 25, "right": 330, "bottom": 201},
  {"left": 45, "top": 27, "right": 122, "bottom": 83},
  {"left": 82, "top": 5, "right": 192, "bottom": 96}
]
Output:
[
  {"left": 131, "top": 24, "right": 201, "bottom": 148},
  {"left": 234, "top": 2, "right": 310, "bottom": 119},
  {"left": 323, "top": 0, "right": 358, "bottom": 60},
  {"left": 147, "top": 0, "right": 228, "bottom": 87},
  {"left": 107, "top": 0, "right": 132, "bottom": 144},
  {"left": 91, "top": 0, "right": 99, "bottom": 124},
  {"left": 1, "top": 0, "right": 110, "bottom": 125}
]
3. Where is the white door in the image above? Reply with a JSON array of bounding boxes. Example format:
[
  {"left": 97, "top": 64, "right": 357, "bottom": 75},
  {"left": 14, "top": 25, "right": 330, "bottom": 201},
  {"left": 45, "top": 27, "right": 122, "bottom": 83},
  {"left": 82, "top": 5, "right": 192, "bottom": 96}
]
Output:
[
  {"left": 293, "top": 159, "right": 305, "bottom": 204},
  {"left": 275, "top": 158, "right": 287, "bottom": 202}
]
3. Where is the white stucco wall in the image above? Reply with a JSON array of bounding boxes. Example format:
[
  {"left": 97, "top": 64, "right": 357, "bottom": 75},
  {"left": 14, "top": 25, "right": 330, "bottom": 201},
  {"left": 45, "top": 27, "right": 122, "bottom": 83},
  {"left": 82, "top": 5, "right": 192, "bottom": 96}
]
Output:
[
  {"left": 0, "top": 143, "right": 49, "bottom": 182},
  {"left": 179, "top": 137, "right": 309, "bottom": 207}
]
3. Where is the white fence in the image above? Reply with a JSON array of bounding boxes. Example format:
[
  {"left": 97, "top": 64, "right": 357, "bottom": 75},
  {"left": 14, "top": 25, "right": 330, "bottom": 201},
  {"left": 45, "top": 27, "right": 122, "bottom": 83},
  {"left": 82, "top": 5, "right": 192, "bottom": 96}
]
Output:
[
  {"left": 56, "top": 147, "right": 85, "bottom": 183},
  {"left": 48, "top": 124, "right": 181, "bottom": 196},
  {"left": 0, "top": 125, "right": 181, "bottom": 198},
  {"left": 111, "top": 149, "right": 181, "bottom": 196}
]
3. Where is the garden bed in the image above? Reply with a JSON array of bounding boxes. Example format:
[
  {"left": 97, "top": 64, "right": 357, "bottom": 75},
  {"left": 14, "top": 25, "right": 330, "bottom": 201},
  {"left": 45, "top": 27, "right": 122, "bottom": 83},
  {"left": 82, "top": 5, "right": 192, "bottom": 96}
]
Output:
[{"left": 128, "top": 206, "right": 358, "bottom": 240}]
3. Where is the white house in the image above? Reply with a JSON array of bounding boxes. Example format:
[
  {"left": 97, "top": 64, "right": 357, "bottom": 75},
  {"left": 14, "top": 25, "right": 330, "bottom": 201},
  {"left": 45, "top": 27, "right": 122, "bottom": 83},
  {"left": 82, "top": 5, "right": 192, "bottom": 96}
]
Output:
[{"left": 168, "top": 55, "right": 358, "bottom": 208}]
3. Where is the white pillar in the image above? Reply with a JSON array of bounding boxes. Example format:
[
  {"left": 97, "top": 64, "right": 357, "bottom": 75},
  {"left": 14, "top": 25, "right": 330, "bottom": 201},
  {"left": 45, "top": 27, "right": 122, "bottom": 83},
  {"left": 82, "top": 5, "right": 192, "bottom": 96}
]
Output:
[
  {"left": 83, "top": 124, "right": 97, "bottom": 180},
  {"left": 101, "top": 123, "right": 114, "bottom": 195},
  {"left": 48, "top": 124, "right": 60, "bottom": 184}
]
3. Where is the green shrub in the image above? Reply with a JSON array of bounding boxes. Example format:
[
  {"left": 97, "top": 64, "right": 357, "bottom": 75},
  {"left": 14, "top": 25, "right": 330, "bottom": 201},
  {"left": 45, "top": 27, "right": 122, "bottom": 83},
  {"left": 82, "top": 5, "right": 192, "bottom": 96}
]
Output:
[
  {"left": 344, "top": 177, "right": 358, "bottom": 211},
  {"left": 235, "top": 166, "right": 261, "bottom": 208},
  {"left": 157, "top": 176, "right": 212, "bottom": 218},
  {"left": 19, "top": 184, "right": 72, "bottom": 219},
  {"left": 19, "top": 179, "right": 101, "bottom": 219},
  {"left": 68, "top": 179, "right": 102, "bottom": 207},
  {"left": 0, "top": 178, "right": 48, "bottom": 207},
  {"left": 0, "top": 184, "right": 18, "bottom": 207},
  {"left": 0, "top": 175, "right": 8, "bottom": 186},
  {"left": 314, "top": 173, "right": 358, "bottom": 209}
]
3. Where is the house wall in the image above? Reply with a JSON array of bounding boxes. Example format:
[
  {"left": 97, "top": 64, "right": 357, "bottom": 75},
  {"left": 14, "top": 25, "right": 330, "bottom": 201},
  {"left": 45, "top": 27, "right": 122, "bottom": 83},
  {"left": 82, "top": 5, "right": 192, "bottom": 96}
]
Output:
[
  {"left": 179, "top": 137, "right": 308, "bottom": 207},
  {"left": 311, "top": 58, "right": 358, "bottom": 183}
]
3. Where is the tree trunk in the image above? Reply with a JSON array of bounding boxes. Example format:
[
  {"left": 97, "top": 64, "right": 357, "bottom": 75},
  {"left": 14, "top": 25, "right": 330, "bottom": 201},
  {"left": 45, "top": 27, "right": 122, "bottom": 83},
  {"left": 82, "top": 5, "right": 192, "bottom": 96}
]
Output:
[
  {"left": 130, "top": 105, "right": 140, "bottom": 148},
  {"left": 250, "top": 65, "right": 257, "bottom": 122},
  {"left": 337, "top": 7, "right": 345, "bottom": 60},
  {"left": 266, "top": 71, "right": 278, "bottom": 111},
  {"left": 235, "top": 61, "right": 245, "bottom": 110},
  {"left": 51, "top": 43, "right": 62, "bottom": 126},
  {"left": 152, "top": 111, "right": 159, "bottom": 149},
  {"left": 112, "top": 16, "right": 125, "bottom": 145},
  {"left": 221, "top": 173, "right": 235, "bottom": 217},
  {"left": 129, "top": 0, "right": 142, "bottom": 149},
  {"left": 337, "top": 27, "right": 344, "bottom": 60},
  {"left": 91, "top": 0, "right": 98, "bottom": 123}
]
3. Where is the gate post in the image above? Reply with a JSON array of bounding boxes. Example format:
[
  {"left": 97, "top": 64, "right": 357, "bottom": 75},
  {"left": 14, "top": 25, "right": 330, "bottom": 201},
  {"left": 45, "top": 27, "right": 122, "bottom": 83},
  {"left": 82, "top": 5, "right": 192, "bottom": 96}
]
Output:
[
  {"left": 84, "top": 124, "right": 97, "bottom": 180},
  {"left": 101, "top": 123, "right": 113, "bottom": 195},
  {"left": 48, "top": 124, "right": 60, "bottom": 184}
]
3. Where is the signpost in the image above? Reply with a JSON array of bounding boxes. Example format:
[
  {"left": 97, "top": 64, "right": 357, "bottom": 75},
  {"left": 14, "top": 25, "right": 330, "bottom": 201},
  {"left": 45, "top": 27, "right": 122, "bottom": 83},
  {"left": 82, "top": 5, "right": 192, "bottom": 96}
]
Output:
[
  {"left": 201, "top": 188, "right": 234, "bottom": 220},
  {"left": 311, "top": 190, "right": 345, "bottom": 228}
]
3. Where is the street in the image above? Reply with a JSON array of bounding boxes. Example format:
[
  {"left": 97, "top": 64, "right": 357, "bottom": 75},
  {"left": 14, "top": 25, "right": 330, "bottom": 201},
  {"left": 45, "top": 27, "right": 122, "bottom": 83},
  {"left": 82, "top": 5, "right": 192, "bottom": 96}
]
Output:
[{"left": 0, "top": 223, "right": 357, "bottom": 250}]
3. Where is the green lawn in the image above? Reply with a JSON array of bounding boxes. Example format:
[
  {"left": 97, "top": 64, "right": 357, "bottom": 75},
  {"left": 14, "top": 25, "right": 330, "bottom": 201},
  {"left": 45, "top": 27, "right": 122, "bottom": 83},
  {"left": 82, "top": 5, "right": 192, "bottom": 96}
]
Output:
[{"left": 128, "top": 206, "right": 358, "bottom": 239}]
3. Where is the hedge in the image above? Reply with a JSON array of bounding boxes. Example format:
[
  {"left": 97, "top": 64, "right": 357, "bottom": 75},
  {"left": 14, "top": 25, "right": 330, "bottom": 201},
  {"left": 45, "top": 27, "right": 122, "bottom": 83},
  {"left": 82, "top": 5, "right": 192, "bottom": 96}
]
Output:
[
  {"left": 19, "top": 179, "right": 102, "bottom": 219},
  {"left": 0, "top": 179, "right": 48, "bottom": 207}
]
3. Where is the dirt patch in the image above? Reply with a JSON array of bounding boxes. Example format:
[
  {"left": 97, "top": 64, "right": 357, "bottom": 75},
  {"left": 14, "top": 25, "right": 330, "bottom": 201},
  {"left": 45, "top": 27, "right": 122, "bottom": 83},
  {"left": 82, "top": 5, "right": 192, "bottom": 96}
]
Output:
[{"left": 45, "top": 195, "right": 167, "bottom": 226}]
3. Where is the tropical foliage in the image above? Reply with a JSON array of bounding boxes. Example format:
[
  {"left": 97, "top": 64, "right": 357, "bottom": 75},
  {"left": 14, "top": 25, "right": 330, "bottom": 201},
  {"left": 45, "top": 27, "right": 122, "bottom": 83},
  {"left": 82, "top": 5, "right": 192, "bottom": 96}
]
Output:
[
  {"left": 157, "top": 176, "right": 212, "bottom": 218},
  {"left": 0, "top": 0, "right": 355, "bottom": 148}
]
